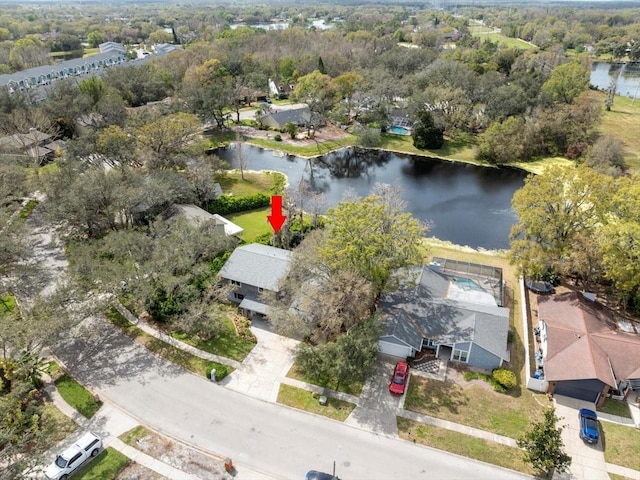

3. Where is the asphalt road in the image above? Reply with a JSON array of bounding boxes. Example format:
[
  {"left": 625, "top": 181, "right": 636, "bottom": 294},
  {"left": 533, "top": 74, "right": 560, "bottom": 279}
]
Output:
[{"left": 53, "top": 316, "right": 531, "bottom": 480}]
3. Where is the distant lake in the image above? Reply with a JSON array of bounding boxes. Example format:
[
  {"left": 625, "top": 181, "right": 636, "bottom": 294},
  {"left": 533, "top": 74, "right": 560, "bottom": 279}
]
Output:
[
  {"left": 590, "top": 62, "right": 640, "bottom": 99},
  {"left": 215, "top": 145, "right": 527, "bottom": 250}
]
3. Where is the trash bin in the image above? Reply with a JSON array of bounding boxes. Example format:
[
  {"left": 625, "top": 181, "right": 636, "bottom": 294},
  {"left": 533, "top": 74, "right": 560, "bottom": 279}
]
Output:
[
  {"left": 224, "top": 458, "right": 233, "bottom": 473},
  {"left": 210, "top": 369, "right": 216, "bottom": 382}
]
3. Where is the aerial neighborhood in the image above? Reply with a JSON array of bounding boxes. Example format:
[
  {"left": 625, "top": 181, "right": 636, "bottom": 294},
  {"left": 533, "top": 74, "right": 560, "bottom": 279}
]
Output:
[{"left": 1, "top": 1, "right": 640, "bottom": 480}]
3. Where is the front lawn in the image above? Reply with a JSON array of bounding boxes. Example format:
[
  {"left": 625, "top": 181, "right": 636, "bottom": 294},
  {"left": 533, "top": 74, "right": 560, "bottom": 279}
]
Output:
[
  {"left": 74, "top": 448, "right": 130, "bottom": 480},
  {"left": 41, "top": 402, "right": 79, "bottom": 444},
  {"left": 286, "top": 359, "right": 364, "bottom": 397},
  {"left": 54, "top": 373, "right": 103, "bottom": 419},
  {"left": 601, "top": 422, "right": 640, "bottom": 471},
  {"left": 171, "top": 314, "right": 256, "bottom": 362},
  {"left": 397, "top": 417, "right": 536, "bottom": 475},
  {"left": 404, "top": 375, "right": 548, "bottom": 440},
  {"left": 119, "top": 425, "right": 150, "bottom": 445},
  {"left": 107, "top": 309, "right": 233, "bottom": 380},
  {"left": 226, "top": 207, "right": 272, "bottom": 243},
  {"left": 598, "top": 398, "right": 632, "bottom": 419},
  {"left": 277, "top": 384, "right": 355, "bottom": 421}
]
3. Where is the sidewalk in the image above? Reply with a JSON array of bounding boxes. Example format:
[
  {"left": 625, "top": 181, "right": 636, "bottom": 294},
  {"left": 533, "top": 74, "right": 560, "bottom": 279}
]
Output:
[
  {"left": 44, "top": 376, "right": 274, "bottom": 480},
  {"left": 113, "top": 301, "right": 243, "bottom": 370}
]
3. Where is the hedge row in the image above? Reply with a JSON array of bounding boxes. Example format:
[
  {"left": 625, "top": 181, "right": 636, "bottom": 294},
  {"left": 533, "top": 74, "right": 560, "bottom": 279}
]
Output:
[{"left": 206, "top": 193, "right": 270, "bottom": 215}]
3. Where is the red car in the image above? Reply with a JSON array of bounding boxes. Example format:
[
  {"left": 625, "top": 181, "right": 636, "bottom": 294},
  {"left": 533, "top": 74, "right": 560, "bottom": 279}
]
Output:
[{"left": 389, "top": 361, "right": 409, "bottom": 395}]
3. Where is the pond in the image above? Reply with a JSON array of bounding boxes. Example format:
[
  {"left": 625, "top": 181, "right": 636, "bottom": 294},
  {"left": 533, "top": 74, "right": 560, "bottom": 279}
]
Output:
[
  {"left": 590, "top": 62, "right": 640, "bottom": 99},
  {"left": 215, "top": 145, "right": 527, "bottom": 250}
]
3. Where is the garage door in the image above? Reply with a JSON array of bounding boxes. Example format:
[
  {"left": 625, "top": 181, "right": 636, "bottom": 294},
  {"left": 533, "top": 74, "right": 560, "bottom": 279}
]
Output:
[
  {"left": 378, "top": 340, "right": 412, "bottom": 358},
  {"left": 554, "top": 383, "right": 600, "bottom": 403}
]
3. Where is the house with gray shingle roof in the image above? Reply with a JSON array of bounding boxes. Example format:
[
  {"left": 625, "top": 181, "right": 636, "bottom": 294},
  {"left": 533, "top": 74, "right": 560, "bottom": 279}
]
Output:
[
  {"left": 256, "top": 105, "right": 311, "bottom": 129},
  {"left": 219, "top": 243, "right": 292, "bottom": 318},
  {"left": 379, "top": 263, "right": 510, "bottom": 370}
]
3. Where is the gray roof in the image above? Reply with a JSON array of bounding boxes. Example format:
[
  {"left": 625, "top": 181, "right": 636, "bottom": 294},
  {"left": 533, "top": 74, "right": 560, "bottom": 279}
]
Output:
[
  {"left": 99, "top": 42, "right": 127, "bottom": 54},
  {"left": 0, "top": 51, "right": 127, "bottom": 88},
  {"left": 380, "top": 265, "right": 510, "bottom": 361},
  {"left": 171, "top": 204, "right": 243, "bottom": 236},
  {"left": 257, "top": 105, "right": 310, "bottom": 126},
  {"left": 219, "top": 243, "right": 292, "bottom": 292},
  {"left": 239, "top": 297, "right": 268, "bottom": 315}
]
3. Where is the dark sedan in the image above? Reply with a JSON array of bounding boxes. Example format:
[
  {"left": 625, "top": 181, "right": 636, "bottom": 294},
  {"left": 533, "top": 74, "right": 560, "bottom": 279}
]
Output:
[{"left": 579, "top": 408, "right": 599, "bottom": 444}]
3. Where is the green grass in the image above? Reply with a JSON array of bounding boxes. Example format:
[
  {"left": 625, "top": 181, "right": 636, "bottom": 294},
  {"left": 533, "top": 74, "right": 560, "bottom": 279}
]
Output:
[
  {"left": 18, "top": 199, "right": 38, "bottom": 219},
  {"left": 107, "top": 309, "right": 233, "bottom": 380},
  {"left": 592, "top": 89, "right": 640, "bottom": 171},
  {"left": 0, "top": 293, "right": 16, "bottom": 315},
  {"left": 41, "top": 402, "right": 79, "bottom": 444},
  {"left": 397, "top": 417, "right": 537, "bottom": 475},
  {"left": 277, "top": 384, "right": 356, "bottom": 421},
  {"left": 508, "top": 156, "right": 575, "bottom": 175},
  {"left": 286, "top": 359, "right": 364, "bottom": 397},
  {"left": 216, "top": 171, "right": 285, "bottom": 197},
  {"left": 598, "top": 398, "right": 632, "bottom": 419},
  {"left": 379, "top": 131, "right": 479, "bottom": 164},
  {"left": 468, "top": 25, "right": 535, "bottom": 50},
  {"left": 54, "top": 374, "right": 103, "bottom": 419},
  {"left": 45, "top": 360, "right": 61, "bottom": 377},
  {"left": 73, "top": 447, "right": 130, "bottom": 480},
  {"left": 82, "top": 48, "right": 100, "bottom": 58},
  {"left": 226, "top": 207, "right": 272, "bottom": 242},
  {"left": 171, "top": 315, "right": 256, "bottom": 362},
  {"left": 609, "top": 474, "right": 633, "bottom": 480},
  {"left": 601, "top": 421, "right": 640, "bottom": 471},
  {"left": 246, "top": 135, "right": 358, "bottom": 158},
  {"left": 119, "top": 425, "right": 151, "bottom": 445},
  {"left": 405, "top": 368, "right": 549, "bottom": 440}
]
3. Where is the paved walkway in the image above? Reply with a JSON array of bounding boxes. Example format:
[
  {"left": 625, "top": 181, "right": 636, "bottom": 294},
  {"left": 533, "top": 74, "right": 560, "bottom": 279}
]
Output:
[{"left": 43, "top": 375, "right": 272, "bottom": 480}]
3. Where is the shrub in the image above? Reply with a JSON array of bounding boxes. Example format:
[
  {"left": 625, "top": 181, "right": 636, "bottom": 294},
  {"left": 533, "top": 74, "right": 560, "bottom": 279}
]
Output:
[
  {"left": 207, "top": 364, "right": 228, "bottom": 381},
  {"left": 274, "top": 134, "right": 282, "bottom": 142},
  {"left": 492, "top": 368, "right": 517, "bottom": 390},
  {"left": 207, "top": 193, "right": 270, "bottom": 215}
]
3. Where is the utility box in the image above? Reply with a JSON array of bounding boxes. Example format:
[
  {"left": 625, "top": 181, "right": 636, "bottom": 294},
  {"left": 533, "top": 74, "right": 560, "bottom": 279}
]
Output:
[{"left": 318, "top": 395, "right": 328, "bottom": 406}]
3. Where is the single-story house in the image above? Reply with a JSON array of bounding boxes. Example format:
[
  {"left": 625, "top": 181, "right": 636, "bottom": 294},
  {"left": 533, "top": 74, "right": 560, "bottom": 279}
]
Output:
[
  {"left": 379, "top": 263, "right": 510, "bottom": 370},
  {"left": 219, "top": 243, "right": 292, "bottom": 318},
  {"left": 0, "top": 128, "right": 60, "bottom": 163},
  {"left": 256, "top": 105, "right": 311, "bottom": 129},
  {"left": 170, "top": 204, "right": 243, "bottom": 237},
  {"left": 537, "top": 292, "right": 640, "bottom": 406}
]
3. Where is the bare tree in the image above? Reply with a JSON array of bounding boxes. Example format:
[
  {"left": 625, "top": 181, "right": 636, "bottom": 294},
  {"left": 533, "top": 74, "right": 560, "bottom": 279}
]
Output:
[{"left": 234, "top": 135, "right": 248, "bottom": 180}]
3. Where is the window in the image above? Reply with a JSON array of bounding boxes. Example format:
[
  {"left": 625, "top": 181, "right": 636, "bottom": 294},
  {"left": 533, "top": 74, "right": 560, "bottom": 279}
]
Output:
[
  {"left": 452, "top": 348, "right": 469, "bottom": 363},
  {"left": 422, "top": 338, "right": 435, "bottom": 348},
  {"left": 234, "top": 293, "right": 244, "bottom": 300},
  {"left": 69, "top": 452, "right": 83, "bottom": 466},
  {"left": 231, "top": 280, "right": 242, "bottom": 287}
]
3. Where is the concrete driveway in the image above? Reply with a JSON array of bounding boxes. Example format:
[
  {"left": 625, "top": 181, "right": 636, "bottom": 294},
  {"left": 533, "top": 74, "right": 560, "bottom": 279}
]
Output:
[
  {"left": 221, "top": 325, "right": 298, "bottom": 402},
  {"left": 345, "top": 356, "right": 405, "bottom": 436},
  {"left": 53, "top": 316, "right": 530, "bottom": 480},
  {"left": 553, "top": 395, "right": 609, "bottom": 480}
]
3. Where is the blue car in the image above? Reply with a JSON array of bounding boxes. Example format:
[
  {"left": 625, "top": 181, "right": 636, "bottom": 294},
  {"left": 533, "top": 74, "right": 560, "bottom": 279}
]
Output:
[{"left": 579, "top": 408, "right": 599, "bottom": 444}]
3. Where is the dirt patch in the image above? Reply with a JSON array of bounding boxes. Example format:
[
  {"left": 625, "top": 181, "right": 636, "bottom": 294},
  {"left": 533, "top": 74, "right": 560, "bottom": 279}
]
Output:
[
  {"left": 122, "top": 426, "right": 232, "bottom": 480},
  {"left": 116, "top": 462, "right": 166, "bottom": 480},
  {"left": 446, "top": 365, "right": 495, "bottom": 393}
]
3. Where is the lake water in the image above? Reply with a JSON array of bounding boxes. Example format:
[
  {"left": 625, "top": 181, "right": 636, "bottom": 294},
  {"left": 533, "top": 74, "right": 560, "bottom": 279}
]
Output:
[
  {"left": 590, "top": 62, "right": 640, "bottom": 99},
  {"left": 216, "top": 145, "right": 527, "bottom": 250}
]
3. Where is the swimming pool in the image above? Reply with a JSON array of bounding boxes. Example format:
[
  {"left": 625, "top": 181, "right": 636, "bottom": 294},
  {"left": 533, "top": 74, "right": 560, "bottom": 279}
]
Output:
[
  {"left": 389, "top": 125, "right": 411, "bottom": 135},
  {"left": 455, "top": 277, "right": 486, "bottom": 292}
]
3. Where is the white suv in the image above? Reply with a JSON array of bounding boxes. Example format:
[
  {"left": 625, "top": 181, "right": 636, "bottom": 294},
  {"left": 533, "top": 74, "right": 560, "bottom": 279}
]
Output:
[{"left": 44, "top": 432, "right": 102, "bottom": 480}]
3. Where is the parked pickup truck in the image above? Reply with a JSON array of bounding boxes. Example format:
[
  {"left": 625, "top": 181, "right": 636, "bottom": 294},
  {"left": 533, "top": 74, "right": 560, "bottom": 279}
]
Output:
[{"left": 44, "top": 432, "right": 102, "bottom": 480}]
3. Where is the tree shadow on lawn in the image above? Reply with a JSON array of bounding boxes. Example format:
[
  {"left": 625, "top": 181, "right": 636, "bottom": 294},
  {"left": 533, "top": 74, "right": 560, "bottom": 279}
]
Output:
[{"left": 406, "top": 377, "right": 468, "bottom": 415}]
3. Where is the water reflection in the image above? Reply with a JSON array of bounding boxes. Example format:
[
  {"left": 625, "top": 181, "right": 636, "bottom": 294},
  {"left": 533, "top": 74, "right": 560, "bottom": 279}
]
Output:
[{"left": 214, "top": 144, "right": 526, "bottom": 249}]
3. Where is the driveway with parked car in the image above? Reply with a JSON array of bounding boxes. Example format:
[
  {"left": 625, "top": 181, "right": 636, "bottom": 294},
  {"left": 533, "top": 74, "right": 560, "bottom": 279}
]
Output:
[{"left": 554, "top": 395, "right": 609, "bottom": 480}]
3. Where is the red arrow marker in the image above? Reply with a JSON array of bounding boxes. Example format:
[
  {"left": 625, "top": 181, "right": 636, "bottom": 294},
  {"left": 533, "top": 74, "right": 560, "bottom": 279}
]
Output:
[{"left": 267, "top": 195, "right": 287, "bottom": 234}]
